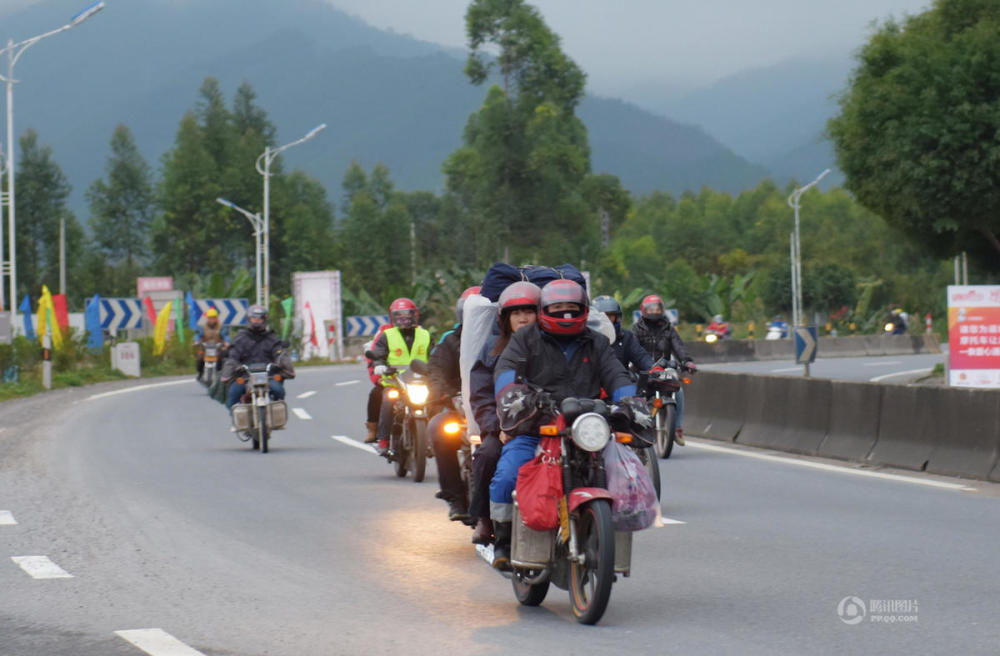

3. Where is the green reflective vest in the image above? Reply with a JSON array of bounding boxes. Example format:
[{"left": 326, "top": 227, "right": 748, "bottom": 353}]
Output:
[{"left": 384, "top": 326, "right": 430, "bottom": 368}]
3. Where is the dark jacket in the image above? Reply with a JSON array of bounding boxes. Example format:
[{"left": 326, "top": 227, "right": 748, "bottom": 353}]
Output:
[
  {"left": 611, "top": 322, "right": 654, "bottom": 372},
  {"left": 222, "top": 328, "right": 292, "bottom": 379},
  {"left": 428, "top": 325, "right": 462, "bottom": 404},
  {"left": 469, "top": 334, "right": 501, "bottom": 437},
  {"left": 494, "top": 325, "right": 634, "bottom": 405},
  {"left": 632, "top": 317, "right": 691, "bottom": 364}
]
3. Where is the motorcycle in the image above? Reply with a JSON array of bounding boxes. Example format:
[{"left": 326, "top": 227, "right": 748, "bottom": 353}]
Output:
[
  {"left": 638, "top": 359, "right": 693, "bottom": 462},
  {"left": 494, "top": 393, "right": 650, "bottom": 625},
  {"left": 199, "top": 341, "right": 224, "bottom": 387},
  {"left": 765, "top": 322, "right": 789, "bottom": 340},
  {"left": 438, "top": 394, "right": 477, "bottom": 508},
  {"left": 230, "top": 362, "right": 288, "bottom": 453},
  {"left": 369, "top": 353, "right": 432, "bottom": 482},
  {"left": 702, "top": 324, "right": 730, "bottom": 343}
]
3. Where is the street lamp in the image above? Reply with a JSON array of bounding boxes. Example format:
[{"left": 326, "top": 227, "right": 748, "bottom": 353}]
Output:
[
  {"left": 787, "top": 168, "right": 830, "bottom": 327},
  {"left": 254, "top": 123, "right": 326, "bottom": 308},
  {"left": 217, "top": 198, "right": 263, "bottom": 306},
  {"left": 0, "top": 0, "right": 105, "bottom": 326}
]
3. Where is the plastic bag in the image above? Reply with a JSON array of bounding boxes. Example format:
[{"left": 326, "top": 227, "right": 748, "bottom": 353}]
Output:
[
  {"left": 459, "top": 294, "right": 497, "bottom": 435},
  {"left": 515, "top": 437, "right": 563, "bottom": 530},
  {"left": 603, "top": 441, "right": 658, "bottom": 531}
]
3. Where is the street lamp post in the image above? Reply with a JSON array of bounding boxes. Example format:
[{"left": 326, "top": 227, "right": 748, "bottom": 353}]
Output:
[
  {"left": 787, "top": 168, "right": 830, "bottom": 327},
  {"left": 254, "top": 123, "right": 326, "bottom": 308},
  {"left": 217, "top": 198, "right": 263, "bottom": 306},
  {"left": 0, "top": 0, "right": 105, "bottom": 326}
]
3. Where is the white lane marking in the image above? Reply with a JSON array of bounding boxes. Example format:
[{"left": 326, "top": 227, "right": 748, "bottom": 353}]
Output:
[
  {"left": 114, "top": 629, "right": 207, "bottom": 656},
  {"left": 292, "top": 407, "right": 312, "bottom": 420},
  {"left": 331, "top": 434, "right": 377, "bottom": 455},
  {"left": 296, "top": 390, "right": 317, "bottom": 399},
  {"left": 770, "top": 366, "right": 802, "bottom": 373},
  {"left": 0, "top": 510, "right": 16, "bottom": 525},
  {"left": 335, "top": 379, "right": 361, "bottom": 387},
  {"left": 87, "top": 379, "right": 192, "bottom": 401},
  {"left": 660, "top": 517, "right": 686, "bottom": 525},
  {"left": 869, "top": 367, "right": 933, "bottom": 383},
  {"left": 863, "top": 360, "right": 902, "bottom": 367},
  {"left": 11, "top": 556, "right": 73, "bottom": 579},
  {"left": 686, "top": 440, "right": 976, "bottom": 491}
]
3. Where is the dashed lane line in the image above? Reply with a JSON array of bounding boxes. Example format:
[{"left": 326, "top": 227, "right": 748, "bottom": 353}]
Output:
[
  {"left": 87, "top": 379, "right": 192, "bottom": 401},
  {"left": 296, "top": 390, "right": 317, "bottom": 399},
  {"left": 11, "top": 555, "right": 73, "bottom": 579},
  {"left": 686, "top": 440, "right": 976, "bottom": 491},
  {"left": 0, "top": 510, "right": 16, "bottom": 525},
  {"left": 292, "top": 407, "right": 312, "bottom": 420},
  {"left": 769, "top": 366, "right": 802, "bottom": 373},
  {"left": 863, "top": 360, "right": 902, "bottom": 366},
  {"left": 335, "top": 379, "right": 361, "bottom": 387},
  {"left": 869, "top": 367, "right": 933, "bottom": 383},
  {"left": 331, "top": 434, "right": 377, "bottom": 455},
  {"left": 114, "top": 629, "right": 207, "bottom": 656}
]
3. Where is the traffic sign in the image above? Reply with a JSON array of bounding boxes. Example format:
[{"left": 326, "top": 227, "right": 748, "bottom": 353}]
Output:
[
  {"left": 85, "top": 298, "right": 143, "bottom": 331},
  {"left": 345, "top": 315, "right": 389, "bottom": 337},
  {"left": 192, "top": 298, "right": 249, "bottom": 326},
  {"left": 794, "top": 326, "right": 818, "bottom": 364}
]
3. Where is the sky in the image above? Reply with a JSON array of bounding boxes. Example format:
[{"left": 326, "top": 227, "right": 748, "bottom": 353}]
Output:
[{"left": 324, "top": 0, "right": 933, "bottom": 95}]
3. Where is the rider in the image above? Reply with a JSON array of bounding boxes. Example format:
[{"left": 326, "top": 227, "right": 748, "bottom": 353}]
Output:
[
  {"left": 467, "top": 281, "right": 541, "bottom": 546},
  {"left": 196, "top": 307, "right": 226, "bottom": 382},
  {"left": 428, "top": 286, "right": 481, "bottom": 522},
  {"left": 222, "top": 304, "right": 293, "bottom": 410},
  {"left": 363, "top": 322, "right": 392, "bottom": 443},
  {"left": 370, "top": 298, "right": 431, "bottom": 456},
  {"left": 768, "top": 314, "right": 790, "bottom": 339},
  {"left": 706, "top": 313, "right": 732, "bottom": 339},
  {"left": 631, "top": 294, "right": 695, "bottom": 446},
  {"left": 489, "top": 280, "right": 636, "bottom": 569},
  {"left": 592, "top": 295, "right": 653, "bottom": 372},
  {"left": 889, "top": 308, "right": 908, "bottom": 335}
]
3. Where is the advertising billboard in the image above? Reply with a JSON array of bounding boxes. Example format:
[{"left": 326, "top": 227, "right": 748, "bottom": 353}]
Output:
[{"left": 948, "top": 285, "right": 1000, "bottom": 388}]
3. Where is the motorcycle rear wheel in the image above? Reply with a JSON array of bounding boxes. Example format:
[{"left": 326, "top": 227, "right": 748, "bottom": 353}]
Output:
[
  {"left": 259, "top": 406, "right": 270, "bottom": 454},
  {"left": 411, "top": 417, "right": 428, "bottom": 483},
  {"left": 512, "top": 569, "right": 550, "bottom": 606},
  {"left": 569, "top": 500, "right": 615, "bottom": 625},
  {"left": 394, "top": 425, "right": 409, "bottom": 478},
  {"left": 639, "top": 445, "right": 661, "bottom": 500},
  {"left": 655, "top": 405, "right": 676, "bottom": 460}
]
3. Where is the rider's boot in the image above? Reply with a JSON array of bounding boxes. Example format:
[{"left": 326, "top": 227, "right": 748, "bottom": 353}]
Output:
[
  {"left": 471, "top": 518, "right": 494, "bottom": 545},
  {"left": 448, "top": 497, "right": 469, "bottom": 522},
  {"left": 364, "top": 422, "right": 378, "bottom": 443},
  {"left": 492, "top": 521, "right": 512, "bottom": 571},
  {"left": 675, "top": 427, "right": 685, "bottom": 446}
]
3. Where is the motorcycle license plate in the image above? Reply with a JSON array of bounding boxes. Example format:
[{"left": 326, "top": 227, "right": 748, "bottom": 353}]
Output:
[
  {"left": 205, "top": 355, "right": 217, "bottom": 363},
  {"left": 250, "top": 373, "right": 268, "bottom": 385}
]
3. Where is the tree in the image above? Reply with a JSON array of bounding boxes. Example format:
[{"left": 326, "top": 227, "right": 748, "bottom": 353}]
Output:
[
  {"left": 828, "top": 0, "right": 1000, "bottom": 268},
  {"left": 86, "top": 124, "right": 156, "bottom": 296},
  {"left": 14, "top": 130, "right": 86, "bottom": 300}
]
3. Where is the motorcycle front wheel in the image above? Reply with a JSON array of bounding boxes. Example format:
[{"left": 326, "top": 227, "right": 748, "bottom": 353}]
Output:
[
  {"left": 569, "top": 500, "right": 615, "bottom": 625},
  {"left": 512, "top": 569, "right": 550, "bottom": 606},
  {"left": 394, "top": 422, "right": 409, "bottom": 478},
  {"left": 258, "top": 405, "right": 270, "bottom": 454},
  {"left": 655, "top": 404, "right": 676, "bottom": 460},
  {"left": 411, "top": 417, "right": 428, "bottom": 483}
]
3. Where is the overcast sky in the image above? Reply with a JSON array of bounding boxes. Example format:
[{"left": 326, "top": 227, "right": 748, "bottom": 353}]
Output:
[{"left": 326, "top": 0, "right": 932, "bottom": 94}]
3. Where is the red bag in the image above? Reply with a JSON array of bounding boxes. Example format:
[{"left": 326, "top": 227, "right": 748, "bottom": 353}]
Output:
[{"left": 515, "top": 437, "right": 564, "bottom": 530}]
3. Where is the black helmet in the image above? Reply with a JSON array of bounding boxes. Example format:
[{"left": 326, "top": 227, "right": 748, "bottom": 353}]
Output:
[{"left": 591, "top": 295, "right": 622, "bottom": 315}]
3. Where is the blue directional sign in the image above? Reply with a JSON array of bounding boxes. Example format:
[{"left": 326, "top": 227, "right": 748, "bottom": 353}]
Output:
[
  {"left": 84, "top": 297, "right": 143, "bottom": 331},
  {"left": 631, "top": 308, "right": 679, "bottom": 326},
  {"left": 794, "top": 326, "right": 818, "bottom": 364},
  {"left": 192, "top": 298, "right": 249, "bottom": 326},
  {"left": 346, "top": 315, "right": 389, "bottom": 337}
]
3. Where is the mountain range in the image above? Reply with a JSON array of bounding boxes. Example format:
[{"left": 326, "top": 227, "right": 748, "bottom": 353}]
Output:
[{"left": 1, "top": 0, "right": 852, "bottom": 217}]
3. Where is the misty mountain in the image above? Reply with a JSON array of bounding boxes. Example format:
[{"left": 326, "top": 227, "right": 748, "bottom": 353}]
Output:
[{"left": 2, "top": 0, "right": 771, "bottom": 216}]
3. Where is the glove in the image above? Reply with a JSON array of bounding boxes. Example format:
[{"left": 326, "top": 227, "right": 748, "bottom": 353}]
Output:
[
  {"left": 684, "top": 360, "right": 697, "bottom": 372},
  {"left": 373, "top": 365, "right": 388, "bottom": 376}
]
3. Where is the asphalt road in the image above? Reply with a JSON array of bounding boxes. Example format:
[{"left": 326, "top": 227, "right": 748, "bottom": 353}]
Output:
[
  {"left": 700, "top": 352, "right": 946, "bottom": 383},
  {"left": 2, "top": 365, "right": 998, "bottom": 655}
]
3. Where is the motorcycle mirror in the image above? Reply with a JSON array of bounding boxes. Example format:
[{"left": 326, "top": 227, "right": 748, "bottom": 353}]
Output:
[
  {"left": 364, "top": 350, "right": 376, "bottom": 360},
  {"left": 560, "top": 397, "right": 582, "bottom": 421},
  {"left": 409, "top": 359, "right": 430, "bottom": 375}
]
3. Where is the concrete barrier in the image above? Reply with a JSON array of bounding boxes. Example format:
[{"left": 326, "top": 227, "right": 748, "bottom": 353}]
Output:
[
  {"left": 736, "top": 375, "right": 832, "bottom": 455},
  {"left": 683, "top": 371, "right": 746, "bottom": 442},
  {"left": 752, "top": 340, "right": 793, "bottom": 360},
  {"left": 865, "top": 385, "right": 938, "bottom": 471},
  {"left": 925, "top": 388, "right": 1000, "bottom": 480},
  {"left": 816, "top": 381, "right": 882, "bottom": 461},
  {"left": 689, "top": 335, "right": 940, "bottom": 363},
  {"left": 819, "top": 337, "right": 869, "bottom": 358}
]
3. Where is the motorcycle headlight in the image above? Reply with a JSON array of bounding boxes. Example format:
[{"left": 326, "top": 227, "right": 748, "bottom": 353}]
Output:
[
  {"left": 705, "top": 333, "right": 718, "bottom": 343},
  {"left": 884, "top": 323, "right": 895, "bottom": 332},
  {"left": 406, "top": 383, "right": 429, "bottom": 405},
  {"left": 571, "top": 412, "right": 611, "bottom": 452}
]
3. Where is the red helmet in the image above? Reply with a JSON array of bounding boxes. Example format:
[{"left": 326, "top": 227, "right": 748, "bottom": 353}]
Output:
[
  {"left": 389, "top": 297, "right": 418, "bottom": 328},
  {"left": 539, "top": 280, "right": 589, "bottom": 335},
  {"left": 640, "top": 294, "right": 666, "bottom": 320},
  {"left": 498, "top": 281, "right": 541, "bottom": 315},
  {"left": 455, "top": 286, "right": 482, "bottom": 323}
]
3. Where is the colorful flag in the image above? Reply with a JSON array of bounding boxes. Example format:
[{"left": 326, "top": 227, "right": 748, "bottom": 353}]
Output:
[
  {"left": 174, "top": 297, "right": 185, "bottom": 344},
  {"left": 19, "top": 295, "right": 35, "bottom": 341},
  {"left": 51, "top": 293, "right": 70, "bottom": 330},
  {"left": 281, "top": 296, "right": 294, "bottom": 339},
  {"left": 305, "top": 301, "right": 319, "bottom": 347},
  {"left": 186, "top": 291, "right": 200, "bottom": 331},
  {"left": 153, "top": 300, "right": 173, "bottom": 356},
  {"left": 37, "top": 286, "right": 64, "bottom": 350},
  {"left": 85, "top": 294, "right": 103, "bottom": 350},
  {"left": 142, "top": 296, "right": 157, "bottom": 328}
]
